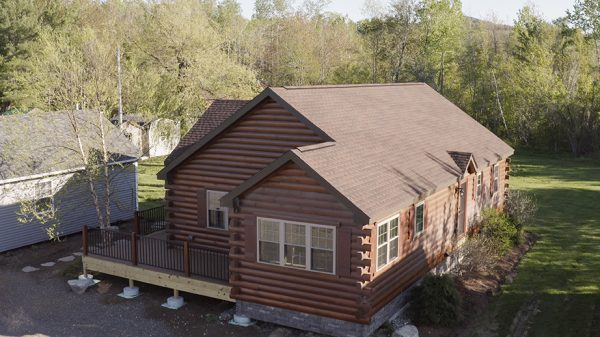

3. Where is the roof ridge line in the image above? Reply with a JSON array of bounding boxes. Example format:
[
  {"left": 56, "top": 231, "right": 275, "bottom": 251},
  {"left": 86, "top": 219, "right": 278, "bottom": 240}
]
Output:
[
  {"left": 296, "top": 141, "right": 336, "bottom": 153},
  {"left": 280, "top": 83, "right": 426, "bottom": 90}
]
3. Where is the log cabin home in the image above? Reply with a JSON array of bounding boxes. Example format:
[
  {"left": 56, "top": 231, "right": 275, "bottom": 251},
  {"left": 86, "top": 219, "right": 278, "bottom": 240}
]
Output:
[{"left": 82, "top": 83, "right": 513, "bottom": 337}]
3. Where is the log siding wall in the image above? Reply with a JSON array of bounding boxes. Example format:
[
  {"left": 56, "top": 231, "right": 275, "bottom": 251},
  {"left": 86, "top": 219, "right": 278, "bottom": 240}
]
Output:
[
  {"left": 230, "top": 162, "right": 371, "bottom": 323},
  {"left": 364, "top": 158, "right": 510, "bottom": 315},
  {"left": 165, "top": 98, "right": 324, "bottom": 250}
]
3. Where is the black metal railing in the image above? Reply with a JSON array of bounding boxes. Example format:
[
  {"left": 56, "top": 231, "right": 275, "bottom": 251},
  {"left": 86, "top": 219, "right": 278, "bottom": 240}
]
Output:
[
  {"left": 83, "top": 226, "right": 229, "bottom": 282},
  {"left": 87, "top": 228, "right": 132, "bottom": 262},
  {"left": 135, "top": 205, "right": 166, "bottom": 235},
  {"left": 138, "top": 235, "right": 184, "bottom": 272}
]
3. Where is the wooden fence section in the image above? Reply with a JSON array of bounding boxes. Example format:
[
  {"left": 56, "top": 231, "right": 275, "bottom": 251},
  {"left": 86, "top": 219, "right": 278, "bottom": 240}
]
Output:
[
  {"left": 83, "top": 226, "right": 229, "bottom": 283},
  {"left": 134, "top": 205, "right": 167, "bottom": 235}
]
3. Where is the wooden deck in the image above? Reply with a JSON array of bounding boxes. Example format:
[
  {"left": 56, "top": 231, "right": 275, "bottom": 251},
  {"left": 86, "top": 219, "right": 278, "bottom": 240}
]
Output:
[
  {"left": 82, "top": 226, "right": 233, "bottom": 302},
  {"left": 83, "top": 255, "right": 233, "bottom": 302}
]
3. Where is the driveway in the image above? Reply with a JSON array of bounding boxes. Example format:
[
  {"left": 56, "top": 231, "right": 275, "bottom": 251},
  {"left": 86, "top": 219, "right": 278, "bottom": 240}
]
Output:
[{"left": 0, "top": 234, "right": 287, "bottom": 337}]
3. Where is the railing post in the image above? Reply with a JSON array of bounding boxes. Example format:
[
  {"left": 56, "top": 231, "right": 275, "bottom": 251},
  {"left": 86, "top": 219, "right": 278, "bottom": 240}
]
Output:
[
  {"left": 184, "top": 241, "right": 190, "bottom": 277},
  {"left": 134, "top": 211, "right": 141, "bottom": 235},
  {"left": 82, "top": 225, "right": 89, "bottom": 256},
  {"left": 131, "top": 232, "right": 138, "bottom": 265}
]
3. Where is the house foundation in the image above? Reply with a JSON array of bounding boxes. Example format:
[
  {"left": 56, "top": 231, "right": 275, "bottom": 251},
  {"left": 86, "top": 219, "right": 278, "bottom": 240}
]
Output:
[{"left": 235, "top": 251, "right": 462, "bottom": 337}]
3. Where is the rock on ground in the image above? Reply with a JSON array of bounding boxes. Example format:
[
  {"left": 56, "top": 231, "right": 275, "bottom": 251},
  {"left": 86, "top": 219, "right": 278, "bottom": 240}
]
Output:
[
  {"left": 393, "top": 324, "right": 419, "bottom": 337},
  {"left": 21, "top": 266, "right": 39, "bottom": 273},
  {"left": 40, "top": 262, "right": 56, "bottom": 267},
  {"left": 57, "top": 255, "right": 75, "bottom": 262}
]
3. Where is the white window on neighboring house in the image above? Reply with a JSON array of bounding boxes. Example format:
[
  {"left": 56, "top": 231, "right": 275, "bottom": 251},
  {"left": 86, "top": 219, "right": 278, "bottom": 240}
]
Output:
[
  {"left": 376, "top": 216, "right": 399, "bottom": 270},
  {"left": 414, "top": 202, "right": 425, "bottom": 235},
  {"left": 493, "top": 165, "right": 500, "bottom": 194},
  {"left": 34, "top": 181, "right": 54, "bottom": 215},
  {"left": 477, "top": 172, "right": 482, "bottom": 199},
  {"left": 207, "top": 190, "right": 228, "bottom": 229},
  {"left": 257, "top": 218, "right": 335, "bottom": 274}
]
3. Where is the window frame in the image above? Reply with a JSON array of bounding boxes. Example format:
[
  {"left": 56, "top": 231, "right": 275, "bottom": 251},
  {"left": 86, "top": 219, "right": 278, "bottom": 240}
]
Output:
[
  {"left": 206, "top": 190, "right": 229, "bottom": 230},
  {"left": 493, "top": 165, "right": 499, "bottom": 194},
  {"left": 34, "top": 180, "right": 54, "bottom": 215},
  {"left": 414, "top": 201, "right": 425, "bottom": 236},
  {"left": 476, "top": 172, "right": 482, "bottom": 199},
  {"left": 376, "top": 214, "right": 400, "bottom": 271},
  {"left": 256, "top": 217, "right": 336, "bottom": 275}
]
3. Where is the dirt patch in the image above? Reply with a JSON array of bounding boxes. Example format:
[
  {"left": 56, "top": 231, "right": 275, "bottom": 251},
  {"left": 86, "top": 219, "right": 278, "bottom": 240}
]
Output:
[{"left": 418, "top": 233, "right": 538, "bottom": 337}]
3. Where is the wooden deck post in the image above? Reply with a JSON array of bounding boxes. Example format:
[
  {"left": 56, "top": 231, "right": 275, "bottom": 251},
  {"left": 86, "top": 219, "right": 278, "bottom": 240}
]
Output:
[
  {"left": 131, "top": 232, "right": 138, "bottom": 266},
  {"left": 82, "top": 225, "right": 89, "bottom": 256},
  {"left": 183, "top": 241, "right": 190, "bottom": 277},
  {"left": 134, "top": 212, "right": 141, "bottom": 235}
]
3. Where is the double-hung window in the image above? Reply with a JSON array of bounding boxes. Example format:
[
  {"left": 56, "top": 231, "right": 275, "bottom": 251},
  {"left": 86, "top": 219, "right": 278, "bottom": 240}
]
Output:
[
  {"left": 258, "top": 218, "right": 335, "bottom": 274},
  {"left": 34, "top": 181, "right": 54, "bottom": 215},
  {"left": 207, "top": 190, "right": 228, "bottom": 229},
  {"left": 376, "top": 216, "right": 399, "bottom": 270},
  {"left": 414, "top": 202, "right": 425, "bottom": 235},
  {"left": 493, "top": 165, "right": 499, "bottom": 194},
  {"left": 476, "top": 172, "right": 482, "bottom": 199}
]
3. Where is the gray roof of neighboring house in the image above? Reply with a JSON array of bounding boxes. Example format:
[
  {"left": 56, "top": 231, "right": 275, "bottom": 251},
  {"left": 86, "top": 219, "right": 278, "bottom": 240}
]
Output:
[
  {"left": 0, "top": 110, "right": 140, "bottom": 182},
  {"left": 165, "top": 99, "right": 249, "bottom": 165},
  {"left": 163, "top": 84, "right": 514, "bottom": 222}
]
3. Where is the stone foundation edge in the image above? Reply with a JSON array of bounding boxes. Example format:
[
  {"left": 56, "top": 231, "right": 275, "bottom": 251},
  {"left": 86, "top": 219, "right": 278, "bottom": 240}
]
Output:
[{"left": 236, "top": 252, "right": 462, "bottom": 337}]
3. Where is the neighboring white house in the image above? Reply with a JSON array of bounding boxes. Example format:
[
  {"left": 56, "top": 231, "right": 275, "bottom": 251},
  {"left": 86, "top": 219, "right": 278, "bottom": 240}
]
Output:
[
  {"left": 0, "top": 110, "right": 140, "bottom": 252},
  {"left": 112, "top": 114, "right": 180, "bottom": 158}
]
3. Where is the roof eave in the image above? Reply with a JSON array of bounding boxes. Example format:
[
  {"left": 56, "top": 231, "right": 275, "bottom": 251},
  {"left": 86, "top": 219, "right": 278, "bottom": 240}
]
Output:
[{"left": 221, "top": 150, "right": 370, "bottom": 225}]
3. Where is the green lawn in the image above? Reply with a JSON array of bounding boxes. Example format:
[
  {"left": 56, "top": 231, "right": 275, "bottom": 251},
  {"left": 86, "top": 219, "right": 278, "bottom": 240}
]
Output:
[
  {"left": 137, "top": 156, "right": 166, "bottom": 210},
  {"left": 491, "top": 151, "right": 600, "bottom": 336}
]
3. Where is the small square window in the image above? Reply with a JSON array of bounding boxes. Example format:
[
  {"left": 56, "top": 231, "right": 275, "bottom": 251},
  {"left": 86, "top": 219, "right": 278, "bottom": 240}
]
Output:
[{"left": 207, "top": 190, "right": 228, "bottom": 229}]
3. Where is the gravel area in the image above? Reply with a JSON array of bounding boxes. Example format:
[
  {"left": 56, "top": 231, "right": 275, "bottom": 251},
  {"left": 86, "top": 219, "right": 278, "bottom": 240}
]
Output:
[{"left": 0, "top": 235, "right": 281, "bottom": 337}]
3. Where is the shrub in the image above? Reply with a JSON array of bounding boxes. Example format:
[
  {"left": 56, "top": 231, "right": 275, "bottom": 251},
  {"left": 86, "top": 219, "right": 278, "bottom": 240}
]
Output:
[
  {"left": 505, "top": 190, "right": 537, "bottom": 240},
  {"left": 454, "top": 234, "right": 500, "bottom": 276},
  {"left": 480, "top": 209, "right": 518, "bottom": 253},
  {"left": 409, "top": 274, "right": 463, "bottom": 326}
]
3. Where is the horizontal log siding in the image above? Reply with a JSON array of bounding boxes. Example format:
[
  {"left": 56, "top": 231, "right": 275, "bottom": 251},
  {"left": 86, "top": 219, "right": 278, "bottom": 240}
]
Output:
[
  {"left": 230, "top": 162, "right": 371, "bottom": 323},
  {"left": 365, "top": 184, "right": 458, "bottom": 314},
  {"left": 166, "top": 99, "right": 324, "bottom": 250},
  {"left": 363, "top": 158, "right": 510, "bottom": 315}
]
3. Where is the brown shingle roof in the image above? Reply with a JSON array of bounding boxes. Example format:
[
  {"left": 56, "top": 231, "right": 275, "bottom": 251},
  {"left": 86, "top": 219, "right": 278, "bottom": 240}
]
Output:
[
  {"left": 165, "top": 99, "right": 249, "bottom": 164},
  {"left": 223, "top": 83, "right": 513, "bottom": 222}
]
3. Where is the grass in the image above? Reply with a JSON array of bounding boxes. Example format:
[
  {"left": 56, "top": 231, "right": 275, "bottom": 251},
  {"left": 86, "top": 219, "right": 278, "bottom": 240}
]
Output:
[
  {"left": 138, "top": 156, "right": 166, "bottom": 210},
  {"left": 491, "top": 150, "right": 600, "bottom": 336}
]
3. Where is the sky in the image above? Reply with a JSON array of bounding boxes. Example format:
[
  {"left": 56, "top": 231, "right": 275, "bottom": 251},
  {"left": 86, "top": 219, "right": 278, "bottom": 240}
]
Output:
[{"left": 237, "top": 0, "right": 577, "bottom": 25}]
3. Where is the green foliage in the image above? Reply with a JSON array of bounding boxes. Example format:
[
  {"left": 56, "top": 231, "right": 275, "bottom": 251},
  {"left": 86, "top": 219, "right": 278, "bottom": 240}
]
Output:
[
  {"left": 480, "top": 208, "right": 518, "bottom": 253},
  {"left": 409, "top": 274, "right": 463, "bottom": 326},
  {"left": 1, "top": 0, "right": 600, "bottom": 155}
]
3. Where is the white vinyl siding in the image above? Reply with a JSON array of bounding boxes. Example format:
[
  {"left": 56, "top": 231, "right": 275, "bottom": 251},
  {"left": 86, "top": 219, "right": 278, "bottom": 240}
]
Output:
[
  {"left": 258, "top": 217, "right": 335, "bottom": 274},
  {"left": 376, "top": 215, "right": 399, "bottom": 270},
  {"left": 34, "top": 181, "right": 54, "bottom": 215},
  {"left": 207, "top": 190, "right": 228, "bottom": 229}
]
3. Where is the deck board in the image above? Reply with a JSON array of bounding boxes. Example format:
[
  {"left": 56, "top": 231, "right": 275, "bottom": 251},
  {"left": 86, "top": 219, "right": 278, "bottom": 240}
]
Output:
[{"left": 83, "top": 255, "right": 234, "bottom": 302}]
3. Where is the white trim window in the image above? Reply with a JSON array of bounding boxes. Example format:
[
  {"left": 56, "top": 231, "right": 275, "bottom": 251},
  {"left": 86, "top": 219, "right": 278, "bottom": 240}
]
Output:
[
  {"left": 476, "top": 172, "right": 482, "bottom": 199},
  {"left": 257, "top": 217, "right": 335, "bottom": 274},
  {"left": 493, "top": 165, "right": 499, "bottom": 194},
  {"left": 377, "top": 216, "right": 399, "bottom": 270},
  {"left": 34, "top": 181, "right": 54, "bottom": 215},
  {"left": 207, "top": 190, "right": 228, "bottom": 229},
  {"left": 414, "top": 202, "right": 425, "bottom": 235}
]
